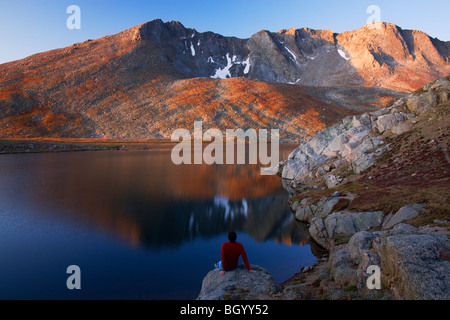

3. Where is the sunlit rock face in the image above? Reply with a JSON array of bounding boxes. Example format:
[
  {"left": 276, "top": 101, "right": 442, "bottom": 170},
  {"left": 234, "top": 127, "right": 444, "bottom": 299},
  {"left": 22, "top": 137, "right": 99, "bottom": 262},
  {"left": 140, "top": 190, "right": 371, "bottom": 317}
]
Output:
[{"left": 1, "top": 20, "right": 448, "bottom": 142}]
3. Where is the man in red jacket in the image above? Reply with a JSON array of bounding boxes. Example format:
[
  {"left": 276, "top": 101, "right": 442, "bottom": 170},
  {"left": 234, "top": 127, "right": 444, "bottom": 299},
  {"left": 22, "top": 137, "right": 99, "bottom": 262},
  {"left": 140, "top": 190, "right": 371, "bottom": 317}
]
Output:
[{"left": 216, "top": 231, "right": 256, "bottom": 277}]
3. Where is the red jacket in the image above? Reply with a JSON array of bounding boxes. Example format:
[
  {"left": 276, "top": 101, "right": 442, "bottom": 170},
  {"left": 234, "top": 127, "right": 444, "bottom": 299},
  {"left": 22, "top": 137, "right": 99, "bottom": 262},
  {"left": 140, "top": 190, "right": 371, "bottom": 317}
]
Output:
[{"left": 221, "top": 242, "right": 251, "bottom": 271}]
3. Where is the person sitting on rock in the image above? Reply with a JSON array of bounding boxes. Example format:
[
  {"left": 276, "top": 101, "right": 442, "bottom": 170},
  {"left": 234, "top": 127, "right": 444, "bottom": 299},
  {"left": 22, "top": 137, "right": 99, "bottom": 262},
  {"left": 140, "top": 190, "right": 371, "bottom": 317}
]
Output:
[{"left": 215, "top": 231, "right": 257, "bottom": 277}]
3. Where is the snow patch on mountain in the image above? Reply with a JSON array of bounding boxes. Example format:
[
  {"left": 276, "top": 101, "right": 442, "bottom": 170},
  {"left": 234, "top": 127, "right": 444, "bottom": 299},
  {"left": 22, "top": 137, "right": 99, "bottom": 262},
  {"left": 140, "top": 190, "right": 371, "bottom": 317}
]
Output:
[
  {"left": 234, "top": 55, "right": 251, "bottom": 74},
  {"left": 285, "top": 46, "right": 300, "bottom": 67},
  {"left": 287, "top": 79, "right": 300, "bottom": 85},
  {"left": 338, "top": 48, "right": 351, "bottom": 61},
  {"left": 242, "top": 56, "right": 251, "bottom": 74},
  {"left": 210, "top": 54, "right": 251, "bottom": 78},
  {"left": 211, "top": 53, "right": 233, "bottom": 79}
]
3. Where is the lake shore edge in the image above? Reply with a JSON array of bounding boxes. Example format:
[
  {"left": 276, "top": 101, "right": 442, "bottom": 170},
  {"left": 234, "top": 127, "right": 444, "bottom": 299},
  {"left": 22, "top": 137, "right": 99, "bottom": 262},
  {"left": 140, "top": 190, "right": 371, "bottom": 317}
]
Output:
[{"left": 0, "top": 138, "right": 178, "bottom": 154}]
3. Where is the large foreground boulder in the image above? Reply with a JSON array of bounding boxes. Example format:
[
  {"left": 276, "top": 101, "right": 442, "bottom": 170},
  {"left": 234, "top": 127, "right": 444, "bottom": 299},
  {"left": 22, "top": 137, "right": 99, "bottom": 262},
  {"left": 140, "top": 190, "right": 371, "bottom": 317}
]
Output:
[
  {"left": 197, "top": 265, "right": 279, "bottom": 300},
  {"left": 380, "top": 231, "right": 450, "bottom": 300},
  {"left": 326, "top": 223, "right": 450, "bottom": 300}
]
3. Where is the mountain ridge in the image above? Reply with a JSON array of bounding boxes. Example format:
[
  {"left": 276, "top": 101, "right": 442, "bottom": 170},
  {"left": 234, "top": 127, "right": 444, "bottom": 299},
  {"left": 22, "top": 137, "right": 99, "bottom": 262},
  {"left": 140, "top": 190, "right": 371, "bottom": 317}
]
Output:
[
  {"left": 129, "top": 19, "right": 450, "bottom": 90},
  {"left": 0, "top": 19, "right": 449, "bottom": 142},
  {"left": 3, "top": 20, "right": 448, "bottom": 88}
]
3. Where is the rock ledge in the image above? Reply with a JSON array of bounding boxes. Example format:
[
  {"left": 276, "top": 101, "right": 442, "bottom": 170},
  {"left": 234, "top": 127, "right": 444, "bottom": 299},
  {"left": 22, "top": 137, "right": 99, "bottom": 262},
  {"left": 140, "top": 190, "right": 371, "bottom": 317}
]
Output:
[{"left": 197, "top": 265, "right": 279, "bottom": 300}]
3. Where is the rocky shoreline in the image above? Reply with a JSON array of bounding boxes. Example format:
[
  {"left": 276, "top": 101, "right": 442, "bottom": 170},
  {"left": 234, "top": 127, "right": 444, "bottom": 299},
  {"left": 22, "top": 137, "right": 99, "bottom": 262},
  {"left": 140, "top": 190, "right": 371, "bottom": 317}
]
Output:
[
  {"left": 198, "top": 75, "right": 450, "bottom": 300},
  {"left": 276, "top": 75, "right": 450, "bottom": 300}
]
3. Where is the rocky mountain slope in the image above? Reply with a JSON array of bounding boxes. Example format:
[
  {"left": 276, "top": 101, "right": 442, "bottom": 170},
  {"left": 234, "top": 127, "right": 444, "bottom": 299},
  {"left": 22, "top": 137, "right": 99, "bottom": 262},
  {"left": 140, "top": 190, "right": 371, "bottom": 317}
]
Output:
[
  {"left": 277, "top": 75, "right": 450, "bottom": 300},
  {"left": 1, "top": 20, "right": 448, "bottom": 141},
  {"left": 195, "top": 76, "right": 449, "bottom": 301}
]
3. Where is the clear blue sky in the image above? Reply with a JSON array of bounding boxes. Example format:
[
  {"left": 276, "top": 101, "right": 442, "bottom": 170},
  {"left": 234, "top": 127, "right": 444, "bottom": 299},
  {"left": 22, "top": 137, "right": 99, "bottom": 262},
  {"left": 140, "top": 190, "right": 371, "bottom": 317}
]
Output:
[{"left": 1, "top": 0, "right": 449, "bottom": 64}]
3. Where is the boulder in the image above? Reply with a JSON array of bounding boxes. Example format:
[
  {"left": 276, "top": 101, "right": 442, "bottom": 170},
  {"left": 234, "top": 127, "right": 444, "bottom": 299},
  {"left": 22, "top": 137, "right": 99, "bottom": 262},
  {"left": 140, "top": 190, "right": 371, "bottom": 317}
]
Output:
[
  {"left": 309, "top": 211, "right": 384, "bottom": 250},
  {"left": 347, "top": 231, "right": 378, "bottom": 264},
  {"left": 295, "top": 196, "right": 349, "bottom": 222},
  {"left": 321, "top": 223, "right": 450, "bottom": 300},
  {"left": 349, "top": 137, "right": 385, "bottom": 160},
  {"left": 322, "top": 126, "right": 371, "bottom": 158},
  {"left": 382, "top": 203, "right": 426, "bottom": 230},
  {"left": 391, "top": 122, "right": 414, "bottom": 135},
  {"left": 406, "top": 92, "right": 439, "bottom": 114},
  {"left": 295, "top": 203, "right": 316, "bottom": 222},
  {"left": 350, "top": 211, "right": 385, "bottom": 232},
  {"left": 380, "top": 232, "right": 450, "bottom": 300},
  {"left": 197, "top": 265, "right": 279, "bottom": 300},
  {"left": 329, "top": 248, "right": 357, "bottom": 286},
  {"left": 325, "top": 212, "right": 357, "bottom": 238},
  {"left": 369, "top": 108, "right": 390, "bottom": 120},
  {"left": 309, "top": 217, "right": 331, "bottom": 250},
  {"left": 359, "top": 248, "right": 381, "bottom": 273},
  {"left": 325, "top": 211, "right": 384, "bottom": 239},
  {"left": 388, "top": 97, "right": 407, "bottom": 110},
  {"left": 428, "top": 78, "right": 450, "bottom": 91},
  {"left": 291, "top": 192, "right": 350, "bottom": 222},
  {"left": 384, "top": 222, "right": 418, "bottom": 237},
  {"left": 351, "top": 142, "right": 390, "bottom": 174},
  {"left": 374, "top": 112, "right": 414, "bottom": 134},
  {"left": 282, "top": 159, "right": 305, "bottom": 181},
  {"left": 351, "top": 152, "right": 377, "bottom": 174},
  {"left": 324, "top": 174, "right": 344, "bottom": 188}
]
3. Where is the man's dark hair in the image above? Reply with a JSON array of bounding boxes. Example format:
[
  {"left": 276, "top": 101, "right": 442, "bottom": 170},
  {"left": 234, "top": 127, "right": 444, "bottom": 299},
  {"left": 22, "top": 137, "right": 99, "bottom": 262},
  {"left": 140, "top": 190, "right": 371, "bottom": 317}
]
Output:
[{"left": 228, "top": 231, "right": 237, "bottom": 243}]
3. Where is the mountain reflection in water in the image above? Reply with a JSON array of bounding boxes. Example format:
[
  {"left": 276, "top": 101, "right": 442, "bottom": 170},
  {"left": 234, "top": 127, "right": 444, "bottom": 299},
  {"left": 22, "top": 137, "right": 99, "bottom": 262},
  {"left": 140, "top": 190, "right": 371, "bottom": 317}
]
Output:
[
  {"left": 0, "top": 144, "right": 317, "bottom": 299},
  {"left": 0, "top": 144, "right": 308, "bottom": 249},
  {"left": 113, "top": 148, "right": 298, "bottom": 249}
]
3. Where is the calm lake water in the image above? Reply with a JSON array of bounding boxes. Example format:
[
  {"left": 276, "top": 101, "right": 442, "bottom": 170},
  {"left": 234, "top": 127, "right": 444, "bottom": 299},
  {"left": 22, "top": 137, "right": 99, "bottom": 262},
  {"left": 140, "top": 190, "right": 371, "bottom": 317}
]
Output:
[{"left": 0, "top": 144, "right": 317, "bottom": 300}]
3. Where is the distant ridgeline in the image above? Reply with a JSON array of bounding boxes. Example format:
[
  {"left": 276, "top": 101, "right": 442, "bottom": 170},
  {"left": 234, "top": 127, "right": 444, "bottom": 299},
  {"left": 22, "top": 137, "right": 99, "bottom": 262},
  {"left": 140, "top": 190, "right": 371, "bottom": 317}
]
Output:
[{"left": 0, "top": 20, "right": 449, "bottom": 141}]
